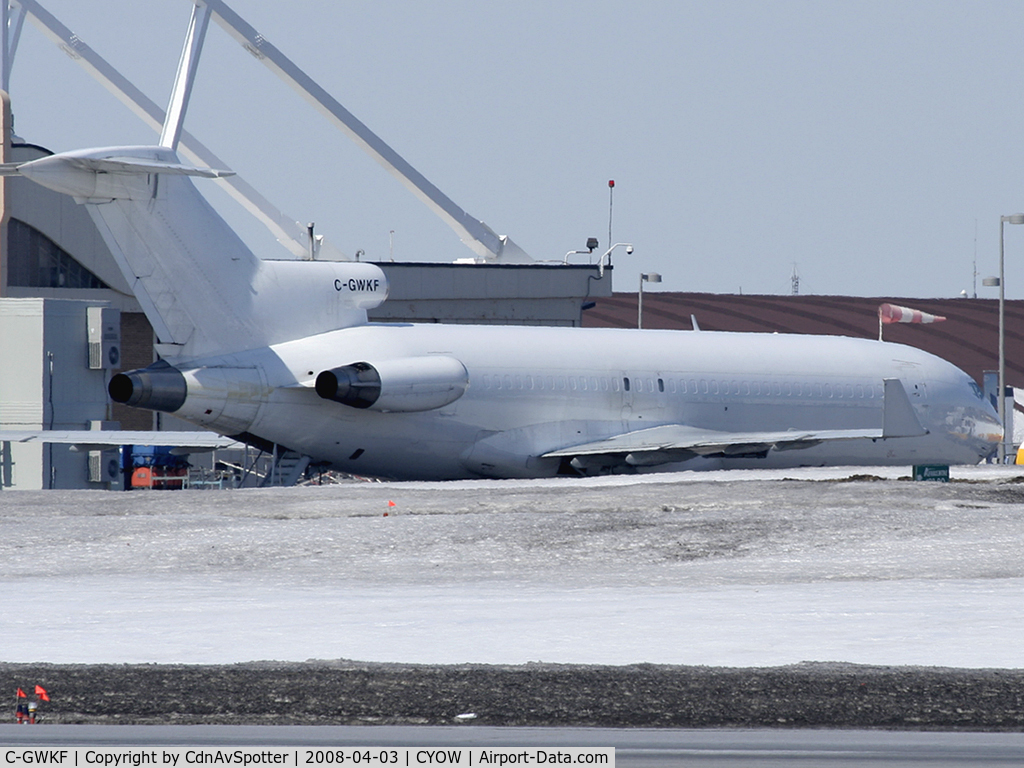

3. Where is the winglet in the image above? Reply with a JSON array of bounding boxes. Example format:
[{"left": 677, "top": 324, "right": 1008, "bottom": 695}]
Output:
[{"left": 882, "top": 378, "right": 928, "bottom": 438}]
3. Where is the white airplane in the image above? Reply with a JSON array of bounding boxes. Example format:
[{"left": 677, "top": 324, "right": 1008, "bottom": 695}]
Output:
[{"left": 3, "top": 143, "right": 1001, "bottom": 480}]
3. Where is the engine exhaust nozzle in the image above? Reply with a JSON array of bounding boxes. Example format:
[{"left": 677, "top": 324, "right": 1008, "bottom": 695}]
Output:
[{"left": 108, "top": 360, "right": 187, "bottom": 413}]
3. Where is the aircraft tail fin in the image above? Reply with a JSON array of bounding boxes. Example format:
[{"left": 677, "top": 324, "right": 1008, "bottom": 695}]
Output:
[{"left": 12, "top": 146, "right": 388, "bottom": 359}]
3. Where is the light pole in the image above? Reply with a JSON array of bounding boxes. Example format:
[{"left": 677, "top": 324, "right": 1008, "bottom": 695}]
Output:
[
  {"left": 638, "top": 272, "right": 661, "bottom": 329},
  {"left": 998, "top": 213, "right": 1024, "bottom": 462}
]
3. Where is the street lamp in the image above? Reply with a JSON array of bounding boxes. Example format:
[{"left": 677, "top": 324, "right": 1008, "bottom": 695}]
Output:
[
  {"left": 998, "top": 213, "right": 1024, "bottom": 462},
  {"left": 638, "top": 272, "right": 661, "bottom": 329}
]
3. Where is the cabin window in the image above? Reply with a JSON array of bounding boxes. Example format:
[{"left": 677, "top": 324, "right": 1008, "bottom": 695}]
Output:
[
  {"left": 590, "top": 376, "right": 599, "bottom": 391},
  {"left": 580, "top": 377, "right": 588, "bottom": 392},
  {"left": 623, "top": 377, "right": 630, "bottom": 392},
  {"left": 846, "top": 385, "right": 855, "bottom": 399},
  {"left": 669, "top": 379, "right": 677, "bottom": 394},
  {"left": 569, "top": 377, "right": 578, "bottom": 391},
  {"left": 856, "top": 384, "right": 864, "bottom": 398},
  {"left": 635, "top": 379, "right": 644, "bottom": 393},
  {"left": 700, "top": 380, "right": 708, "bottom": 394},
  {"left": 600, "top": 377, "right": 609, "bottom": 391},
  {"left": 783, "top": 382, "right": 792, "bottom": 396},
  {"left": 503, "top": 374, "right": 513, "bottom": 390},
  {"left": 711, "top": 381, "right": 720, "bottom": 395},
  {"left": 742, "top": 382, "right": 750, "bottom": 396},
  {"left": 482, "top": 374, "right": 491, "bottom": 389}
]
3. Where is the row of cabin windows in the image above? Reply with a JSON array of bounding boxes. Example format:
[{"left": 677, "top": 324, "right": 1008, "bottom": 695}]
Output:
[
  {"left": 479, "top": 374, "right": 884, "bottom": 400},
  {"left": 481, "top": 373, "right": 620, "bottom": 393}
]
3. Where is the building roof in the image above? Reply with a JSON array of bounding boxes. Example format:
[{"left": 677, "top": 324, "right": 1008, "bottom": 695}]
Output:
[{"left": 583, "top": 292, "right": 1024, "bottom": 387}]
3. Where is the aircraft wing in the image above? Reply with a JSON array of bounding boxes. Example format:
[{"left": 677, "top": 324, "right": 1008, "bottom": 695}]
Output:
[
  {"left": 543, "top": 378, "right": 927, "bottom": 466},
  {"left": 542, "top": 424, "right": 884, "bottom": 462},
  {"left": 0, "top": 431, "right": 241, "bottom": 454}
]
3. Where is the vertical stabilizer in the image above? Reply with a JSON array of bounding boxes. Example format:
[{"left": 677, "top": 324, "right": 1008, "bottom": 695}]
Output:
[{"left": 12, "top": 146, "right": 389, "bottom": 358}]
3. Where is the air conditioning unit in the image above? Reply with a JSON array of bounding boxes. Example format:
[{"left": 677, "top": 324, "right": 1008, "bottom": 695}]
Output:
[
  {"left": 88, "top": 449, "right": 121, "bottom": 484},
  {"left": 87, "top": 306, "right": 121, "bottom": 370}
]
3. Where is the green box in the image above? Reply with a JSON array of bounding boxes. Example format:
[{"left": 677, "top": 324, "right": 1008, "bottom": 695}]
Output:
[{"left": 913, "top": 465, "right": 949, "bottom": 482}]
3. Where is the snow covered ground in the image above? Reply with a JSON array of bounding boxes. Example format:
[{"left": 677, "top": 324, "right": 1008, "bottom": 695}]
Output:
[{"left": 2, "top": 465, "right": 1024, "bottom": 668}]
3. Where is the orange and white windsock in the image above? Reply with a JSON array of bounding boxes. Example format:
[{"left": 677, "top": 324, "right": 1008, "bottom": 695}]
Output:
[{"left": 878, "top": 303, "right": 946, "bottom": 325}]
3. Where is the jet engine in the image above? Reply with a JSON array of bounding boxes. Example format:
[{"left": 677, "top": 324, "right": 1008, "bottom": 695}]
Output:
[
  {"left": 109, "top": 361, "right": 265, "bottom": 434},
  {"left": 108, "top": 360, "right": 187, "bottom": 412},
  {"left": 315, "top": 356, "right": 468, "bottom": 412}
]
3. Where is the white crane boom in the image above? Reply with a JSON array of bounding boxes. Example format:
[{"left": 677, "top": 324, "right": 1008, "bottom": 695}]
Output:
[
  {"left": 7, "top": 0, "right": 345, "bottom": 260},
  {"left": 202, "top": 0, "right": 531, "bottom": 263}
]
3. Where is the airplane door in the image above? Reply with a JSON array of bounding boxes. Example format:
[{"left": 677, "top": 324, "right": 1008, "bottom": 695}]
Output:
[{"left": 621, "top": 374, "right": 634, "bottom": 427}]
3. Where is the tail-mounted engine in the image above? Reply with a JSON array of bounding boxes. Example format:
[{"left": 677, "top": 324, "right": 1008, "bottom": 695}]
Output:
[
  {"left": 315, "top": 356, "right": 468, "bottom": 412},
  {"left": 109, "top": 361, "right": 264, "bottom": 434},
  {"left": 109, "top": 361, "right": 187, "bottom": 412}
]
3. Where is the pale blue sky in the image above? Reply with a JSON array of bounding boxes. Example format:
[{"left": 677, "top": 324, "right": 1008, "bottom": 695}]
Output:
[{"left": 9, "top": 0, "right": 1024, "bottom": 298}]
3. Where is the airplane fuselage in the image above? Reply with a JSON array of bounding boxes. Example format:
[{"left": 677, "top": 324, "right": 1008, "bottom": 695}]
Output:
[{"left": 134, "top": 323, "right": 1000, "bottom": 480}]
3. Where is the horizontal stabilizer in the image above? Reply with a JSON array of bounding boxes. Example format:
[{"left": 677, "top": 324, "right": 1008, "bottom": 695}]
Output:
[
  {"left": 1, "top": 153, "right": 233, "bottom": 180},
  {"left": 62, "top": 155, "right": 235, "bottom": 178}
]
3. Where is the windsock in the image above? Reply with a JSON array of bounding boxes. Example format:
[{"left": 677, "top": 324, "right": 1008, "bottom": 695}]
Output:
[{"left": 878, "top": 303, "right": 946, "bottom": 325}]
